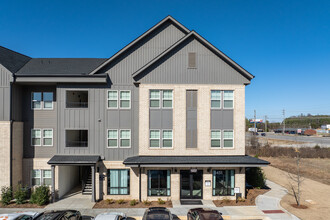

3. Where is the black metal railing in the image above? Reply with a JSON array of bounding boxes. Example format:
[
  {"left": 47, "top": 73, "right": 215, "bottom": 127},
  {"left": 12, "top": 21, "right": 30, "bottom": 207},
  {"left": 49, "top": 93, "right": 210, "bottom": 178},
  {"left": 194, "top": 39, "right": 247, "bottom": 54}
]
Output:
[
  {"left": 66, "top": 102, "right": 88, "bottom": 108},
  {"left": 66, "top": 141, "right": 88, "bottom": 147}
]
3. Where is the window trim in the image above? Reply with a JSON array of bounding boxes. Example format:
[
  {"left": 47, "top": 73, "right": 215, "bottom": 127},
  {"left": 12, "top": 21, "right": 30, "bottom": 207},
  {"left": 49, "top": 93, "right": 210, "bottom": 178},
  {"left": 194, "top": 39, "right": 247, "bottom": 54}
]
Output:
[
  {"left": 149, "top": 90, "right": 161, "bottom": 109},
  {"left": 210, "top": 130, "right": 221, "bottom": 148},
  {"left": 65, "top": 89, "right": 89, "bottom": 109},
  {"left": 150, "top": 129, "right": 160, "bottom": 148},
  {"left": 31, "top": 128, "right": 42, "bottom": 146},
  {"left": 42, "top": 92, "right": 54, "bottom": 110},
  {"left": 223, "top": 129, "right": 234, "bottom": 148},
  {"left": 31, "top": 92, "right": 54, "bottom": 110},
  {"left": 223, "top": 90, "right": 234, "bottom": 109},
  {"left": 119, "top": 90, "right": 131, "bottom": 109},
  {"left": 42, "top": 128, "right": 53, "bottom": 147},
  {"left": 31, "top": 169, "right": 52, "bottom": 186},
  {"left": 162, "top": 129, "right": 173, "bottom": 148},
  {"left": 119, "top": 129, "right": 131, "bottom": 148},
  {"left": 65, "top": 129, "right": 89, "bottom": 148},
  {"left": 107, "top": 129, "right": 118, "bottom": 148},
  {"left": 210, "top": 90, "right": 221, "bottom": 109},
  {"left": 147, "top": 170, "right": 171, "bottom": 197},
  {"left": 107, "top": 169, "right": 130, "bottom": 195},
  {"left": 107, "top": 90, "right": 119, "bottom": 109},
  {"left": 162, "top": 90, "right": 173, "bottom": 109},
  {"left": 212, "top": 169, "right": 235, "bottom": 196}
]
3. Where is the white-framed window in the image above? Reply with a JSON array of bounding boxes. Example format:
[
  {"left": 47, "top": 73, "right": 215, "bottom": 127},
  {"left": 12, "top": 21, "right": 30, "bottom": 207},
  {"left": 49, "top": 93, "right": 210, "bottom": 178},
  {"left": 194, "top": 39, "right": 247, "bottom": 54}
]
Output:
[
  {"left": 150, "top": 130, "right": 160, "bottom": 148},
  {"left": 150, "top": 90, "right": 160, "bottom": 108},
  {"left": 107, "top": 91, "right": 118, "bottom": 109},
  {"left": 223, "top": 130, "right": 234, "bottom": 148},
  {"left": 31, "top": 129, "right": 41, "bottom": 146},
  {"left": 120, "top": 130, "right": 131, "bottom": 148},
  {"left": 162, "top": 90, "right": 173, "bottom": 108},
  {"left": 120, "top": 91, "right": 131, "bottom": 109},
  {"left": 224, "top": 91, "right": 234, "bottom": 109},
  {"left": 32, "top": 169, "right": 52, "bottom": 186},
  {"left": 43, "top": 129, "right": 53, "bottom": 146},
  {"left": 211, "top": 130, "right": 221, "bottom": 148},
  {"left": 162, "top": 130, "right": 173, "bottom": 148},
  {"left": 107, "top": 129, "right": 118, "bottom": 148},
  {"left": 31, "top": 92, "right": 54, "bottom": 110},
  {"left": 211, "top": 90, "right": 221, "bottom": 109}
]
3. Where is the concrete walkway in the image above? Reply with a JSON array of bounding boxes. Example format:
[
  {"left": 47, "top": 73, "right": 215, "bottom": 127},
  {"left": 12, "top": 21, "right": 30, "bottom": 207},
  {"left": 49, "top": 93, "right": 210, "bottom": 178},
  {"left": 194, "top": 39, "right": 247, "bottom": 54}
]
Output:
[{"left": 256, "top": 180, "right": 300, "bottom": 220}]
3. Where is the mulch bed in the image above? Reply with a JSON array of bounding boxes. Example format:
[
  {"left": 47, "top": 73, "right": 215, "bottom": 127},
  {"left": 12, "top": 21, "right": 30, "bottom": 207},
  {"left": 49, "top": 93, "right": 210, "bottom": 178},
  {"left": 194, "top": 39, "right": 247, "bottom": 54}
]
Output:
[
  {"left": 93, "top": 200, "right": 172, "bottom": 208},
  {"left": 291, "top": 204, "right": 308, "bottom": 209},
  {"left": 213, "top": 188, "right": 269, "bottom": 207},
  {"left": 0, "top": 201, "right": 46, "bottom": 208}
]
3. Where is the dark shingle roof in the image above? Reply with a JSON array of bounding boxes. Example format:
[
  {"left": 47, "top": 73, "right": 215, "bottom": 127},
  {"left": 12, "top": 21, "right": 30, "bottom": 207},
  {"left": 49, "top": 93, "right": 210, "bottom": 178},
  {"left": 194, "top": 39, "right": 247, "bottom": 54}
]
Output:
[
  {"left": 48, "top": 155, "right": 101, "bottom": 165},
  {"left": 16, "top": 58, "right": 107, "bottom": 76},
  {"left": 0, "top": 46, "right": 31, "bottom": 73},
  {"left": 123, "top": 155, "right": 269, "bottom": 166}
]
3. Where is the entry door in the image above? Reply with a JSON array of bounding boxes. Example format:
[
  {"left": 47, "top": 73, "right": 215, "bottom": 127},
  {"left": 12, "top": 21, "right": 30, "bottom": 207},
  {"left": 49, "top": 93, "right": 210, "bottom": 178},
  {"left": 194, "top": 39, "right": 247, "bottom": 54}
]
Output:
[{"left": 180, "top": 170, "right": 203, "bottom": 199}]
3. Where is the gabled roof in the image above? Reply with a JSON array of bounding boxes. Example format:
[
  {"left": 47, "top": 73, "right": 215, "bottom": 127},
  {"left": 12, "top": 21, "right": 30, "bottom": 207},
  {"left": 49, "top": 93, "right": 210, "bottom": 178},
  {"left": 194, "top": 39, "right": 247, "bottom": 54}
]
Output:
[
  {"left": 89, "top": 15, "right": 190, "bottom": 75},
  {"left": 132, "top": 31, "right": 254, "bottom": 81},
  {"left": 16, "top": 58, "right": 107, "bottom": 76},
  {"left": 0, "top": 46, "right": 31, "bottom": 73}
]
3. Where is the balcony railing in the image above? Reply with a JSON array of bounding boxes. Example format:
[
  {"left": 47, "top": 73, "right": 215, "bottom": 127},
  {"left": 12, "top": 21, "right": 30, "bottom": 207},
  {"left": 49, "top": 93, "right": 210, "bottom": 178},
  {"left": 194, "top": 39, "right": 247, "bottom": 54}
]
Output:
[
  {"left": 66, "top": 102, "right": 88, "bottom": 108},
  {"left": 66, "top": 141, "right": 88, "bottom": 147}
]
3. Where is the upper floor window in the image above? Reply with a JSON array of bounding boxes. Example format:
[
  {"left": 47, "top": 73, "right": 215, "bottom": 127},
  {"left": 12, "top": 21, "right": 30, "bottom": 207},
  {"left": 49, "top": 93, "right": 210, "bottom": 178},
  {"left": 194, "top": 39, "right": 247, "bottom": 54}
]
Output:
[
  {"left": 107, "top": 90, "right": 131, "bottom": 109},
  {"left": 31, "top": 129, "right": 53, "bottom": 146},
  {"left": 149, "top": 90, "right": 173, "bottom": 108},
  {"left": 31, "top": 92, "right": 54, "bottom": 110},
  {"left": 120, "top": 91, "right": 131, "bottom": 109},
  {"left": 107, "top": 129, "right": 118, "bottom": 148},
  {"left": 223, "top": 130, "right": 234, "bottom": 148},
  {"left": 66, "top": 130, "right": 88, "bottom": 147},
  {"left": 107, "top": 91, "right": 118, "bottom": 108},
  {"left": 66, "top": 91, "right": 88, "bottom": 108},
  {"left": 211, "top": 90, "right": 221, "bottom": 109},
  {"left": 224, "top": 91, "right": 234, "bottom": 109},
  {"left": 211, "top": 130, "right": 221, "bottom": 148},
  {"left": 150, "top": 129, "right": 173, "bottom": 148},
  {"left": 120, "top": 130, "right": 131, "bottom": 148}
]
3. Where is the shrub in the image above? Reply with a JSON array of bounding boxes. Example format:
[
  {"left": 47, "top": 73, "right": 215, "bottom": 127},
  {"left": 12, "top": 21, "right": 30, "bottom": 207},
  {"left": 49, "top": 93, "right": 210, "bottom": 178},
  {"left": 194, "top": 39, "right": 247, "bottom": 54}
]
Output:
[
  {"left": 0, "top": 186, "right": 12, "bottom": 206},
  {"left": 246, "top": 167, "right": 266, "bottom": 188},
  {"left": 14, "top": 185, "right": 28, "bottom": 204},
  {"left": 130, "top": 199, "right": 138, "bottom": 206},
  {"left": 143, "top": 199, "right": 151, "bottom": 205},
  {"left": 157, "top": 198, "right": 165, "bottom": 204},
  {"left": 314, "top": 145, "right": 321, "bottom": 150},
  {"left": 30, "top": 185, "right": 50, "bottom": 206},
  {"left": 222, "top": 198, "right": 230, "bottom": 204},
  {"left": 117, "top": 199, "right": 125, "bottom": 204},
  {"left": 105, "top": 199, "right": 115, "bottom": 204},
  {"left": 237, "top": 197, "right": 245, "bottom": 202}
]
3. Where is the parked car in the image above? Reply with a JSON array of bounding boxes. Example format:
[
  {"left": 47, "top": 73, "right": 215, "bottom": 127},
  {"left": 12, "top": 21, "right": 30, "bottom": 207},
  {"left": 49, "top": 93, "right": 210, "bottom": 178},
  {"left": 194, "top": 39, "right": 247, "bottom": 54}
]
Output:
[
  {"left": 142, "top": 207, "right": 173, "bottom": 220},
  {"left": 261, "top": 133, "right": 266, "bottom": 136},
  {"left": 34, "top": 210, "right": 81, "bottom": 220},
  {"left": 0, "top": 212, "right": 39, "bottom": 220},
  {"left": 187, "top": 208, "right": 223, "bottom": 220},
  {"left": 94, "top": 212, "right": 126, "bottom": 220}
]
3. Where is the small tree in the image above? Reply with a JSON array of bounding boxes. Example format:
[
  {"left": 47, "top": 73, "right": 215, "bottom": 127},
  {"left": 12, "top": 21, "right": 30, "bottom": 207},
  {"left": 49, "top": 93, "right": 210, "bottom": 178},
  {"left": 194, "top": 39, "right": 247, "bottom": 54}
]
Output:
[
  {"left": 30, "top": 185, "right": 50, "bottom": 206},
  {"left": 14, "top": 184, "right": 28, "bottom": 204},
  {"left": 0, "top": 186, "right": 13, "bottom": 206},
  {"left": 288, "top": 148, "right": 303, "bottom": 206}
]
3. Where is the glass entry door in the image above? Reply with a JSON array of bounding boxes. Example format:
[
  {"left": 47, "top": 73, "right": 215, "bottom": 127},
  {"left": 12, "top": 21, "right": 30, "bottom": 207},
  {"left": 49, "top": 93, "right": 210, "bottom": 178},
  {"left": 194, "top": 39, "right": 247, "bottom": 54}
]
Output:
[{"left": 180, "top": 170, "right": 203, "bottom": 199}]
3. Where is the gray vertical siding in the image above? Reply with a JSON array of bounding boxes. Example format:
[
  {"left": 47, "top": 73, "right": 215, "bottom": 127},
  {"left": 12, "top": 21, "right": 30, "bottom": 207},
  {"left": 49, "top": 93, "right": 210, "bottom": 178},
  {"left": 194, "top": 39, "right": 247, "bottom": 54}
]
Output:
[
  {"left": 0, "top": 64, "right": 12, "bottom": 121},
  {"left": 136, "top": 37, "right": 250, "bottom": 84},
  {"left": 186, "top": 90, "right": 197, "bottom": 148}
]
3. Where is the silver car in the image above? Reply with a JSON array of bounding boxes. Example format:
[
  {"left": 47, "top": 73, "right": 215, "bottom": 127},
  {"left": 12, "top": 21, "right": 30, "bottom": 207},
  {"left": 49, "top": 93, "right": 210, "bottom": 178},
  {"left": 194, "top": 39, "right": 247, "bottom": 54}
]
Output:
[
  {"left": 0, "top": 212, "right": 39, "bottom": 220},
  {"left": 94, "top": 212, "right": 126, "bottom": 220}
]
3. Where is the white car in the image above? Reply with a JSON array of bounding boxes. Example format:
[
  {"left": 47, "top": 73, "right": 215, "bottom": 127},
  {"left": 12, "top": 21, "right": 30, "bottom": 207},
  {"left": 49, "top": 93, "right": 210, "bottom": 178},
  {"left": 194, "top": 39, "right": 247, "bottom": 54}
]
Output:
[
  {"left": 0, "top": 212, "right": 39, "bottom": 220},
  {"left": 94, "top": 212, "right": 126, "bottom": 220}
]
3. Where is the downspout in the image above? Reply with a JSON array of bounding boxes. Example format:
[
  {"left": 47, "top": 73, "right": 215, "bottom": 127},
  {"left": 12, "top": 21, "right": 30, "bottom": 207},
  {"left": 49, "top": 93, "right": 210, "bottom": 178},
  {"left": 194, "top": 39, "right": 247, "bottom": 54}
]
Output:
[{"left": 139, "top": 165, "right": 141, "bottom": 202}]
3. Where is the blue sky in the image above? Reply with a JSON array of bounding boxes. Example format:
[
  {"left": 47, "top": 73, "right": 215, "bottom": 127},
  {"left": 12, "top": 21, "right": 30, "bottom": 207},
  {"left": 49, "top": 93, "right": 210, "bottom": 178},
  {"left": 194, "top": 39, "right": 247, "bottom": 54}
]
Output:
[{"left": 1, "top": 0, "right": 329, "bottom": 122}]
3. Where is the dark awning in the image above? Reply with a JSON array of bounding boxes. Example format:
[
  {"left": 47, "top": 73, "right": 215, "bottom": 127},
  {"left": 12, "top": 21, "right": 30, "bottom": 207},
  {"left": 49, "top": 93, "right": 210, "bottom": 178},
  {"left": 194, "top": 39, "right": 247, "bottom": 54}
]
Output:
[
  {"left": 48, "top": 155, "right": 101, "bottom": 165},
  {"left": 123, "top": 155, "right": 269, "bottom": 167}
]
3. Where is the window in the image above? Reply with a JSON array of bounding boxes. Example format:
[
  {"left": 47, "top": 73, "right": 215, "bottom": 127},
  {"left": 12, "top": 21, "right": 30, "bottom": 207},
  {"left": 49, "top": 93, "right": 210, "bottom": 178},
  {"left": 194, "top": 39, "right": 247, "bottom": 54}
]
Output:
[
  {"left": 31, "top": 92, "right": 54, "bottom": 110},
  {"left": 107, "top": 91, "right": 118, "bottom": 108},
  {"left": 66, "top": 130, "right": 88, "bottom": 147},
  {"left": 211, "top": 90, "right": 221, "bottom": 109},
  {"left": 224, "top": 91, "right": 234, "bottom": 108},
  {"left": 150, "top": 90, "right": 160, "bottom": 108},
  {"left": 43, "top": 129, "right": 53, "bottom": 146},
  {"left": 120, "top": 91, "right": 131, "bottom": 109},
  {"left": 211, "top": 130, "right": 221, "bottom": 148},
  {"left": 66, "top": 91, "right": 88, "bottom": 108},
  {"left": 107, "top": 130, "right": 118, "bottom": 148},
  {"left": 120, "top": 130, "right": 131, "bottom": 148},
  {"left": 150, "top": 90, "right": 173, "bottom": 108},
  {"left": 223, "top": 130, "right": 234, "bottom": 148},
  {"left": 148, "top": 170, "right": 171, "bottom": 196},
  {"left": 162, "top": 130, "right": 173, "bottom": 148},
  {"left": 32, "top": 169, "right": 52, "bottom": 186},
  {"left": 162, "top": 90, "right": 173, "bottom": 108},
  {"left": 150, "top": 130, "right": 160, "bottom": 148},
  {"left": 107, "top": 169, "right": 130, "bottom": 195},
  {"left": 212, "top": 170, "right": 235, "bottom": 196},
  {"left": 31, "top": 129, "right": 41, "bottom": 146},
  {"left": 188, "top": 52, "right": 196, "bottom": 68}
]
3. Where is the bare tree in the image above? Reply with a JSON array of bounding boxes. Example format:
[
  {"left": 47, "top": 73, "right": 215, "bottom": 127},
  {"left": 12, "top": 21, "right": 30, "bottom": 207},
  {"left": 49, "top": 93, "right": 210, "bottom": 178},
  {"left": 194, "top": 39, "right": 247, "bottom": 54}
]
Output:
[{"left": 288, "top": 148, "right": 303, "bottom": 206}]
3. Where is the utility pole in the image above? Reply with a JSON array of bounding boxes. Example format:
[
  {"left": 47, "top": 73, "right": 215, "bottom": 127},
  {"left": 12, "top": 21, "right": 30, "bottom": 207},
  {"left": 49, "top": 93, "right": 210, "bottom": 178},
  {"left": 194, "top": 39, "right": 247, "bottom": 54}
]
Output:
[
  {"left": 265, "top": 115, "right": 268, "bottom": 132},
  {"left": 282, "top": 109, "right": 286, "bottom": 135},
  {"left": 254, "top": 110, "right": 257, "bottom": 134}
]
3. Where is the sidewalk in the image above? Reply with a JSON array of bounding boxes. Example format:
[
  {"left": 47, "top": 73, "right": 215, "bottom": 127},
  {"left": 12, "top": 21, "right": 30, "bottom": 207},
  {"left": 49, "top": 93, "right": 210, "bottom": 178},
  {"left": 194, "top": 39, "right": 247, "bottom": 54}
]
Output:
[{"left": 256, "top": 180, "right": 300, "bottom": 220}]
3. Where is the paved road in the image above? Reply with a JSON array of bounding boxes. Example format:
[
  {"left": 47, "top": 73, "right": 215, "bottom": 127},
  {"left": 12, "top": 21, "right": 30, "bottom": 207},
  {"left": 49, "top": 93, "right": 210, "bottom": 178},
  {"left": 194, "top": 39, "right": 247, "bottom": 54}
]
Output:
[{"left": 246, "top": 132, "right": 330, "bottom": 147}]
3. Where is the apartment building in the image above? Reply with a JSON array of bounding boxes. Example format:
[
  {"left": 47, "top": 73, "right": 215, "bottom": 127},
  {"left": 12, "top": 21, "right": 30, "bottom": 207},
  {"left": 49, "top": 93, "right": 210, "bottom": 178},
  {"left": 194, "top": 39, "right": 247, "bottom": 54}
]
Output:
[{"left": 0, "top": 16, "right": 269, "bottom": 203}]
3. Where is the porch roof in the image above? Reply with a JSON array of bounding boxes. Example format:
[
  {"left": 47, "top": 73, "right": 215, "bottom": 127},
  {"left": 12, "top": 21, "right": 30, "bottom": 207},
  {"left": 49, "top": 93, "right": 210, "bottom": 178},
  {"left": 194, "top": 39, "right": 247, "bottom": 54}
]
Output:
[
  {"left": 48, "top": 155, "right": 101, "bottom": 165},
  {"left": 123, "top": 155, "right": 270, "bottom": 167}
]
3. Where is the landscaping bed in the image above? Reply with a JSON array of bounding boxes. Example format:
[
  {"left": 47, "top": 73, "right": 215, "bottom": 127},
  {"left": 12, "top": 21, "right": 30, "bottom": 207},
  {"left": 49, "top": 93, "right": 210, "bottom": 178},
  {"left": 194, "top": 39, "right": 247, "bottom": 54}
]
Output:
[
  {"left": 93, "top": 199, "right": 172, "bottom": 208},
  {"left": 0, "top": 201, "right": 46, "bottom": 208},
  {"left": 213, "top": 188, "right": 269, "bottom": 207}
]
